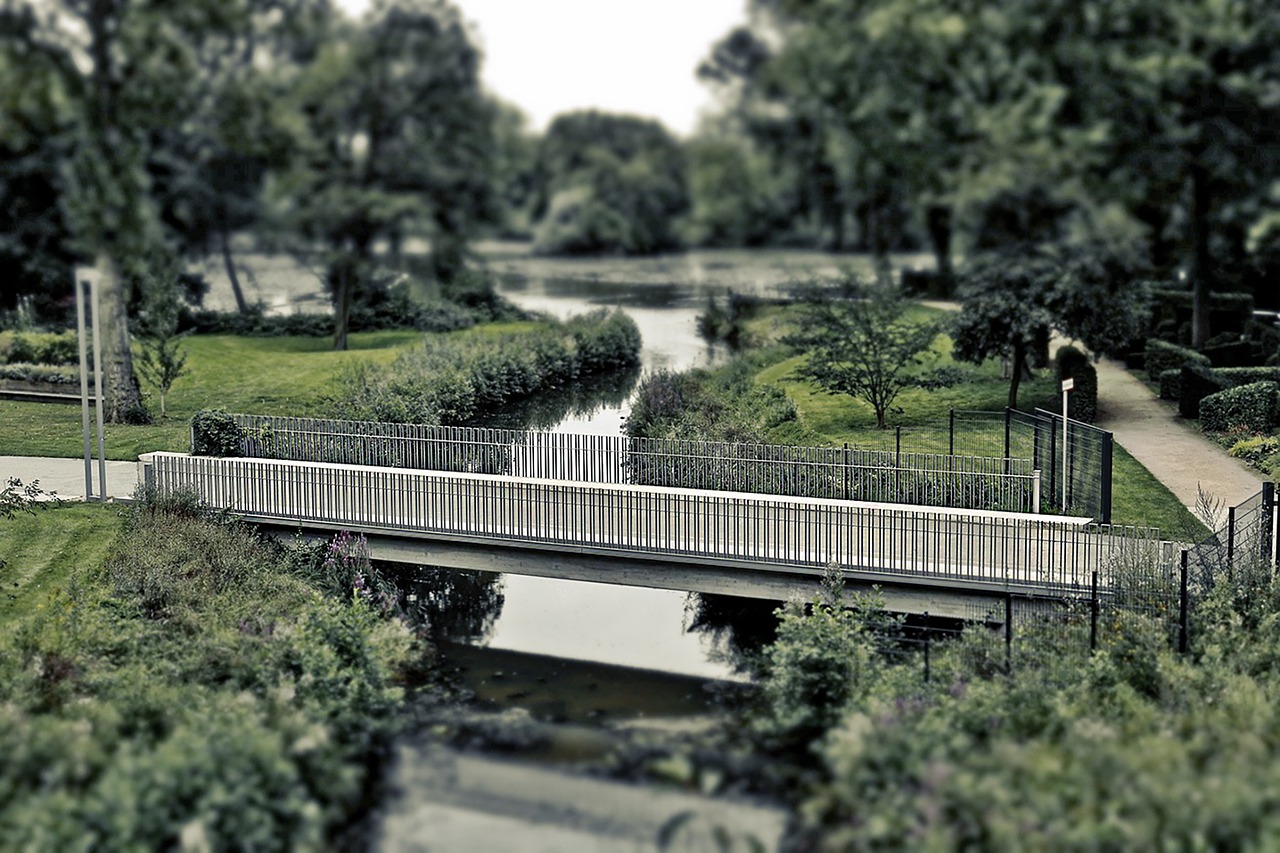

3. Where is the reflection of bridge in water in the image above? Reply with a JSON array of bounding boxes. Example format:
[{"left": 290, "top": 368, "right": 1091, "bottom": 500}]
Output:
[{"left": 140, "top": 451, "right": 1172, "bottom": 619}]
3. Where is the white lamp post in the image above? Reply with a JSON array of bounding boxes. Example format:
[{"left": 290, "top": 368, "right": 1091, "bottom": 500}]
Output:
[
  {"left": 75, "top": 268, "right": 106, "bottom": 500},
  {"left": 1061, "top": 377, "right": 1074, "bottom": 512}
]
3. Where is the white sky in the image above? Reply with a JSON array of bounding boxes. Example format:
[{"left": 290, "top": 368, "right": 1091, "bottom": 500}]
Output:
[{"left": 336, "top": 0, "right": 747, "bottom": 136}]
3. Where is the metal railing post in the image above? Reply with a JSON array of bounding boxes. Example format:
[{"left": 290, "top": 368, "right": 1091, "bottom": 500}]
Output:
[
  {"left": 1089, "top": 571, "right": 1099, "bottom": 652},
  {"left": 1262, "top": 482, "right": 1275, "bottom": 568},
  {"left": 1179, "top": 550, "right": 1190, "bottom": 654}
]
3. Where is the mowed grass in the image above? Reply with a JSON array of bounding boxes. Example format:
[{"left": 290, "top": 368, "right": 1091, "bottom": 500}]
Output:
[
  {"left": 0, "top": 501, "right": 121, "bottom": 626},
  {"left": 745, "top": 302, "right": 1202, "bottom": 532},
  {"left": 0, "top": 330, "right": 422, "bottom": 459}
]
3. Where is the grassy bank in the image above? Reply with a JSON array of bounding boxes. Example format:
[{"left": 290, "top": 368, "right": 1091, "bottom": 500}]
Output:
[
  {"left": 640, "top": 302, "right": 1202, "bottom": 533},
  {"left": 0, "top": 495, "right": 416, "bottom": 848},
  {"left": 0, "top": 330, "right": 419, "bottom": 459}
]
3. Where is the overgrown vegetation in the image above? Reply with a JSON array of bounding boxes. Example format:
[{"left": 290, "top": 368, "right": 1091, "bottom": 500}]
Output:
[
  {"left": 0, "top": 492, "right": 418, "bottom": 849},
  {"left": 732, "top": 555, "right": 1280, "bottom": 849},
  {"left": 333, "top": 310, "right": 641, "bottom": 425}
]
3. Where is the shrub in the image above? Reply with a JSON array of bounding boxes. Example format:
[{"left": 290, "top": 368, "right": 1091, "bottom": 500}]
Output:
[
  {"left": 1216, "top": 367, "right": 1280, "bottom": 387},
  {"left": 1056, "top": 345, "right": 1098, "bottom": 423},
  {"left": 191, "top": 410, "right": 245, "bottom": 457},
  {"left": 1199, "top": 381, "right": 1279, "bottom": 434},
  {"left": 0, "top": 363, "right": 80, "bottom": 385},
  {"left": 1228, "top": 435, "right": 1280, "bottom": 467},
  {"left": 0, "top": 330, "right": 80, "bottom": 366},
  {"left": 1146, "top": 339, "right": 1209, "bottom": 380},
  {"left": 1179, "top": 363, "right": 1230, "bottom": 419},
  {"left": 1159, "top": 368, "right": 1182, "bottom": 401}
]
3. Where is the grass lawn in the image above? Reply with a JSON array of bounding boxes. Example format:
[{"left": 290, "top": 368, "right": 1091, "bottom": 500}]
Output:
[
  {"left": 0, "top": 501, "right": 121, "bottom": 627},
  {"left": 0, "top": 329, "right": 422, "bottom": 459},
  {"left": 744, "top": 302, "right": 1203, "bottom": 534}
]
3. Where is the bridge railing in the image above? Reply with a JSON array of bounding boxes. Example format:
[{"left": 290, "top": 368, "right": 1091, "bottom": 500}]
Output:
[
  {"left": 143, "top": 452, "right": 1169, "bottom": 594},
  {"left": 213, "top": 414, "right": 1042, "bottom": 513}
]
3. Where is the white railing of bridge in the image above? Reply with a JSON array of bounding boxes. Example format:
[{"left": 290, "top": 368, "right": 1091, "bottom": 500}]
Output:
[
  {"left": 218, "top": 414, "right": 1042, "bottom": 513},
  {"left": 142, "top": 453, "right": 1169, "bottom": 593}
]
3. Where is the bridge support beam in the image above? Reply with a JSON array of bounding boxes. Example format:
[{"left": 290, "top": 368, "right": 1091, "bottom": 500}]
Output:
[{"left": 260, "top": 522, "right": 1019, "bottom": 621}]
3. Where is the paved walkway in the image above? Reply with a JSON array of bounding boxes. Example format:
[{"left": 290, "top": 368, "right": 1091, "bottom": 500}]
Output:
[
  {"left": 1093, "top": 357, "right": 1264, "bottom": 525},
  {"left": 0, "top": 455, "right": 140, "bottom": 501},
  {"left": 374, "top": 743, "right": 787, "bottom": 853}
]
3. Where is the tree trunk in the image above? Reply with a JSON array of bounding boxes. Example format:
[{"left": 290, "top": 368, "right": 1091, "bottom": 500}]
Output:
[
  {"left": 95, "top": 253, "right": 148, "bottom": 424},
  {"left": 926, "top": 205, "right": 953, "bottom": 281},
  {"left": 333, "top": 260, "right": 353, "bottom": 352},
  {"left": 1008, "top": 338, "right": 1026, "bottom": 410},
  {"left": 1189, "top": 163, "right": 1213, "bottom": 348},
  {"left": 220, "top": 226, "right": 248, "bottom": 313}
]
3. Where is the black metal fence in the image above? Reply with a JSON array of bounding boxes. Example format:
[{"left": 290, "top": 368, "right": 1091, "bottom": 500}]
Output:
[
  {"left": 214, "top": 413, "right": 1043, "bottom": 513},
  {"left": 848, "top": 409, "right": 1114, "bottom": 522}
]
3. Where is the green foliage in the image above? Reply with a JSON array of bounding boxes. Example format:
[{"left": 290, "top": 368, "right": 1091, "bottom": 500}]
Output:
[
  {"left": 1145, "top": 338, "right": 1211, "bottom": 380},
  {"left": 0, "top": 499, "right": 415, "bottom": 849},
  {"left": 190, "top": 410, "right": 245, "bottom": 457},
  {"left": 333, "top": 312, "right": 641, "bottom": 425},
  {"left": 1158, "top": 368, "right": 1182, "bottom": 402},
  {"left": 0, "top": 363, "right": 79, "bottom": 385},
  {"left": 1227, "top": 435, "right": 1280, "bottom": 476},
  {"left": 0, "top": 478, "right": 53, "bottom": 521},
  {"left": 0, "top": 331, "right": 79, "bottom": 366},
  {"left": 955, "top": 244, "right": 1151, "bottom": 408},
  {"left": 1179, "top": 363, "right": 1231, "bottom": 419},
  {"left": 625, "top": 357, "right": 798, "bottom": 444},
  {"left": 787, "top": 278, "right": 941, "bottom": 429},
  {"left": 530, "top": 111, "right": 688, "bottom": 256},
  {"left": 755, "top": 572, "right": 888, "bottom": 752},
  {"left": 1055, "top": 345, "right": 1098, "bottom": 423},
  {"left": 136, "top": 331, "right": 188, "bottom": 419},
  {"left": 1199, "top": 382, "right": 1279, "bottom": 435}
]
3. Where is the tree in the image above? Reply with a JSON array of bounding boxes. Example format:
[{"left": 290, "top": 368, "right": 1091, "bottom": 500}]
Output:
[
  {"left": 953, "top": 242, "right": 1152, "bottom": 409},
  {"left": 7, "top": 0, "right": 273, "bottom": 422},
  {"left": 273, "top": 0, "right": 497, "bottom": 350},
  {"left": 529, "top": 110, "right": 689, "bottom": 256},
  {"left": 787, "top": 277, "right": 940, "bottom": 429}
]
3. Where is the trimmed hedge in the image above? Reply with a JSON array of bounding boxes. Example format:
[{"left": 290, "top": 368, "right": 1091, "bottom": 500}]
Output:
[
  {"left": 191, "top": 410, "right": 245, "bottom": 456},
  {"left": 1158, "top": 368, "right": 1182, "bottom": 402},
  {"left": 1179, "top": 363, "right": 1230, "bottom": 419},
  {"left": 1199, "top": 381, "right": 1279, "bottom": 434},
  {"left": 1146, "top": 339, "right": 1209, "bottom": 380},
  {"left": 1056, "top": 345, "right": 1098, "bottom": 423},
  {"left": 0, "top": 363, "right": 80, "bottom": 385},
  {"left": 1216, "top": 367, "right": 1280, "bottom": 387},
  {"left": 0, "top": 330, "right": 79, "bottom": 366}
]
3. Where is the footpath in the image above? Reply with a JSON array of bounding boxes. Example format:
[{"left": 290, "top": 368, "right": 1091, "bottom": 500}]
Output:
[{"left": 1092, "top": 355, "right": 1264, "bottom": 527}]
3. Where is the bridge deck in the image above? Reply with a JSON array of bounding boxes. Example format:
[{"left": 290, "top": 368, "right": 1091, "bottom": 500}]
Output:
[{"left": 141, "top": 453, "right": 1173, "bottom": 600}]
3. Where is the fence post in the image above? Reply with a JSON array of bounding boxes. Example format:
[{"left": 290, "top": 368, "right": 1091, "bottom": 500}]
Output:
[
  {"left": 1089, "top": 571, "right": 1099, "bottom": 652},
  {"left": 923, "top": 611, "right": 930, "bottom": 683},
  {"left": 895, "top": 427, "right": 901, "bottom": 467},
  {"left": 1227, "top": 504, "right": 1237, "bottom": 575},
  {"left": 1032, "top": 470, "right": 1042, "bottom": 513},
  {"left": 1047, "top": 420, "right": 1057, "bottom": 513},
  {"left": 1004, "top": 408, "right": 1012, "bottom": 475},
  {"left": 1179, "top": 550, "right": 1190, "bottom": 654},
  {"left": 1262, "top": 482, "right": 1275, "bottom": 568},
  {"left": 949, "top": 409, "right": 955, "bottom": 456},
  {"left": 1100, "top": 431, "right": 1113, "bottom": 524},
  {"left": 1004, "top": 592, "right": 1013, "bottom": 676},
  {"left": 843, "top": 442, "right": 850, "bottom": 501}
]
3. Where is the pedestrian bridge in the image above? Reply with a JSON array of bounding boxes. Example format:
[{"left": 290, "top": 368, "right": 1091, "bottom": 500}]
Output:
[{"left": 139, "top": 452, "right": 1172, "bottom": 618}]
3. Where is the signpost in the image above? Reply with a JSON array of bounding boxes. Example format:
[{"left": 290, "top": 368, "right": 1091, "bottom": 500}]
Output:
[
  {"left": 75, "top": 268, "right": 106, "bottom": 501},
  {"left": 1061, "top": 377, "right": 1074, "bottom": 512}
]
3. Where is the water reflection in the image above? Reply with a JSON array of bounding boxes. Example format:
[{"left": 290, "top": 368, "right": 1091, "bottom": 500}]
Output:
[
  {"left": 393, "top": 565, "right": 506, "bottom": 645},
  {"left": 684, "top": 593, "right": 783, "bottom": 680},
  {"left": 478, "top": 363, "right": 640, "bottom": 432}
]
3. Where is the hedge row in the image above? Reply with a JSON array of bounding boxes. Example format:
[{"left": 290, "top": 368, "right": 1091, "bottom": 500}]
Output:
[
  {"left": 1146, "top": 339, "right": 1210, "bottom": 380},
  {"left": 327, "top": 309, "right": 641, "bottom": 426},
  {"left": 1200, "top": 381, "right": 1280, "bottom": 434},
  {"left": 1056, "top": 345, "right": 1098, "bottom": 424},
  {"left": 0, "top": 363, "right": 80, "bottom": 385},
  {"left": 0, "top": 330, "right": 80, "bottom": 366}
]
